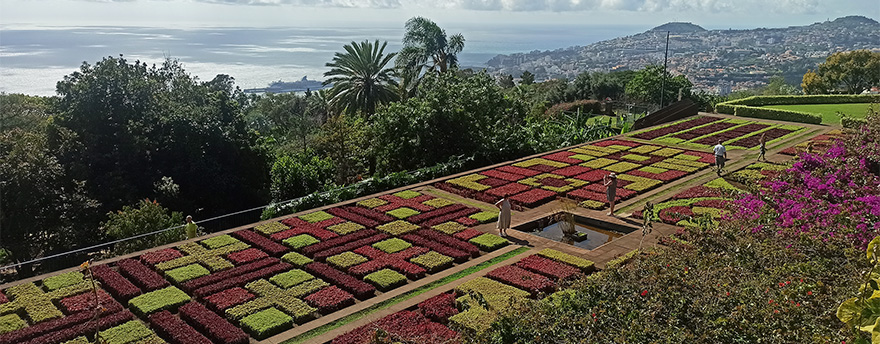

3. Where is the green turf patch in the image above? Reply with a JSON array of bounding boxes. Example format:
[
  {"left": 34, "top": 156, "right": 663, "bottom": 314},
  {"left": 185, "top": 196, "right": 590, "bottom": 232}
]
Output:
[
  {"left": 373, "top": 238, "right": 412, "bottom": 253},
  {"left": 763, "top": 103, "right": 872, "bottom": 124},
  {"left": 299, "top": 211, "right": 334, "bottom": 223},
  {"left": 166, "top": 264, "right": 210, "bottom": 284},
  {"left": 387, "top": 207, "right": 420, "bottom": 219}
]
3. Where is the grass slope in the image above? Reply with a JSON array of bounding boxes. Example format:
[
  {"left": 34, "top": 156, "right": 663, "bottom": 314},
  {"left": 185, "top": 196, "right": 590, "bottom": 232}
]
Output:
[{"left": 762, "top": 103, "right": 872, "bottom": 124}]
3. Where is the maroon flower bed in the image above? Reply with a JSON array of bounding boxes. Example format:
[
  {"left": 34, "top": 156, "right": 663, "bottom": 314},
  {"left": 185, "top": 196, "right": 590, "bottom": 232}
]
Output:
[
  {"left": 537, "top": 177, "right": 570, "bottom": 188},
  {"left": 0, "top": 292, "right": 6, "bottom": 304},
  {"left": 509, "top": 188, "right": 557, "bottom": 208},
  {"left": 693, "top": 199, "right": 729, "bottom": 209},
  {"left": 407, "top": 204, "right": 468, "bottom": 225},
  {"left": 59, "top": 290, "right": 122, "bottom": 314},
  {"left": 375, "top": 194, "right": 435, "bottom": 212},
  {"left": 480, "top": 169, "right": 526, "bottom": 182},
  {"left": 301, "top": 229, "right": 378, "bottom": 257},
  {"left": 659, "top": 206, "right": 695, "bottom": 224},
  {"left": 631, "top": 116, "right": 721, "bottom": 140},
  {"left": 345, "top": 206, "right": 395, "bottom": 224},
  {"left": 148, "top": 310, "right": 212, "bottom": 344},
  {"left": 551, "top": 165, "right": 592, "bottom": 177},
  {"left": 140, "top": 248, "right": 183, "bottom": 265},
  {"left": 304, "top": 286, "right": 356, "bottom": 314},
  {"left": 270, "top": 225, "right": 338, "bottom": 241},
  {"left": 497, "top": 165, "right": 541, "bottom": 177},
  {"left": 728, "top": 127, "right": 795, "bottom": 148},
  {"left": 204, "top": 287, "right": 255, "bottom": 312},
  {"left": 673, "top": 122, "right": 739, "bottom": 140},
  {"left": 526, "top": 164, "right": 560, "bottom": 173},
  {"left": 226, "top": 248, "right": 268, "bottom": 265},
  {"left": 192, "top": 261, "right": 291, "bottom": 298},
  {"left": 580, "top": 183, "right": 636, "bottom": 200},
  {"left": 348, "top": 255, "right": 427, "bottom": 280},
  {"left": 573, "top": 169, "right": 610, "bottom": 182},
  {"left": 670, "top": 186, "right": 724, "bottom": 199},
  {"left": 414, "top": 230, "right": 480, "bottom": 257},
  {"left": 566, "top": 188, "right": 607, "bottom": 203},
  {"left": 400, "top": 234, "right": 470, "bottom": 264},
  {"left": 304, "top": 262, "right": 376, "bottom": 300},
  {"left": 627, "top": 169, "right": 687, "bottom": 182},
  {"left": 453, "top": 228, "right": 483, "bottom": 241},
  {"left": 312, "top": 216, "right": 347, "bottom": 229},
  {"left": 12, "top": 310, "right": 134, "bottom": 344},
  {"left": 542, "top": 151, "right": 583, "bottom": 164},
  {"left": 514, "top": 255, "right": 582, "bottom": 281},
  {"left": 486, "top": 265, "right": 556, "bottom": 296},
  {"left": 679, "top": 151, "right": 717, "bottom": 164},
  {"left": 178, "top": 301, "right": 249, "bottom": 344},
  {"left": 422, "top": 208, "right": 481, "bottom": 228},
  {"left": 326, "top": 207, "right": 380, "bottom": 228},
  {"left": 91, "top": 264, "right": 141, "bottom": 302},
  {"left": 184, "top": 257, "right": 278, "bottom": 292},
  {"left": 231, "top": 229, "right": 289, "bottom": 256},
  {"left": 312, "top": 233, "right": 390, "bottom": 261},
  {"left": 592, "top": 139, "right": 642, "bottom": 147},
  {"left": 456, "top": 217, "right": 481, "bottom": 227},
  {"left": 693, "top": 123, "right": 773, "bottom": 145},
  {"left": 281, "top": 217, "right": 309, "bottom": 228},
  {"left": 331, "top": 310, "right": 459, "bottom": 344},
  {"left": 418, "top": 292, "right": 458, "bottom": 324},
  {"left": 479, "top": 177, "right": 508, "bottom": 188},
  {"left": 117, "top": 258, "right": 169, "bottom": 291}
]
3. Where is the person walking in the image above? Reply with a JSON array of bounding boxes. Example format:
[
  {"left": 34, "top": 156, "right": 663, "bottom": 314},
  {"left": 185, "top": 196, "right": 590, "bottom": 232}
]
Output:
[
  {"left": 603, "top": 173, "right": 618, "bottom": 216},
  {"left": 713, "top": 140, "right": 727, "bottom": 175},
  {"left": 185, "top": 215, "right": 198, "bottom": 239},
  {"left": 758, "top": 133, "right": 767, "bottom": 162},
  {"left": 495, "top": 198, "right": 511, "bottom": 237}
]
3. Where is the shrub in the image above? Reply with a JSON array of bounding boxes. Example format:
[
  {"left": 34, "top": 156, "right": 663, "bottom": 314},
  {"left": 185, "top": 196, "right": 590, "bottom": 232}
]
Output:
[
  {"left": 304, "top": 286, "right": 356, "bottom": 314},
  {"left": 231, "top": 229, "right": 288, "bottom": 257},
  {"left": 418, "top": 292, "right": 459, "bottom": 324},
  {"left": 446, "top": 174, "right": 491, "bottom": 191},
  {"left": 87, "top": 265, "right": 141, "bottom": 302},
  {"left": 469, "top": 233, "right": 509, "bottom": 252},
  {"left": 200, "top": 234, "right": 240, "bottom": 249},
  {"left": 117, "top": 258, "right": 170, "bottom": 291},
  {"left": 376, "top": 220, "right": 420, "bottom": 236},
  {"left": 733, "top": 105, "right": 821, "bottom": 124},
  {"left": 387, "top": 207, "right": 420, "bottom": 219},
  {"left": 139, "top": 248, "right": 183, "bottom": 265},
  {"left": 537, "top": 249, "right": 595, "bottom": 272},
  {"left": 515, "top": 255, "right": 582, "bottom": 281},
  {"left": 178, "top": 302, "right": 249, "bottom": 344},
  {"left": 544, "top": 99, "right": 605, "bottom": 117},
  {"left": 373, "top": 238, "right": 412, "bottom": 253},
  {"left": 288, "top": 279, "right": 330, "bottom": 298},
  {"left": 299, "top": 211, "right": 335, "bottom": 223},
  {"left": 281, "top": 252, "right": 313, "bottom": 267},
  {"left": 469, "top": 211, "right": 498, "bottom": 224},
  {"left": 364, "top": 269, "right": 408, "bottom": 291},
  {"left": 327, "top": 252, "right": 369, "bottom": 270},
  {"left": 226, "top": 248, "right": 269, "bottom": 265},
  {"left": 304, "top": 262, "right": 376, "bottom": 299},
  {"left": 42, "top": 271, "right": 84, "bottom": 291},
  {"left": 331, "top": 310, "right": 459, "bottom": 344},
  {"left": 604, "top": 249, "right": 640, "bottom": 270},
  {"left": 841, "top": 115, "right": 868, "bottom": 129},
  {"left": 98, "top": 320, "right": 153, "bottom": 344},
  {"left": 578, "top": 200, "right": 606, "bottom": 210},
  {"left": 165, "top": 264, "right": 210, "bottom": 284},
  {"left": 240, "top": 307, "right": 292, "bottom": 340},
  {"left": 191, "top": 260, "right": 291, "bottom": 298},
  {"left": 356, "top": 198, "right": 387, "bottom": 208},
  {"left": 283, "top": 234, "right": 319, "bottom": 250},
  {"left": 410, "top": 251, "right": 455, "bottom": 273},
  {"left": 269, "top": 269, "right": 315, "bottom": 289},
  {"left": 128, "top": 286, "right": 191, "bottom": 316}
]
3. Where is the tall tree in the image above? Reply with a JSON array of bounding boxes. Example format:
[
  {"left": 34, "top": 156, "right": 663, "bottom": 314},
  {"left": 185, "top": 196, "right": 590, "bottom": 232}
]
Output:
[
  {"left": 323, "top": 40, "right": 398, "bottom": 116},
  {"left": 103, "top": 199, "right": 184, "bottom": 255},
  {"left": 396, "top": 17, "right": 465, "bottom": 82},
  {"left": 804, "top": 50, "right": 880, "bottom": 94},
  {"left": 520, "top": 71, "right": 535, "bottom": 85},
  {"left": 625, "top": 65, "right": 692, "bottom": 107}
]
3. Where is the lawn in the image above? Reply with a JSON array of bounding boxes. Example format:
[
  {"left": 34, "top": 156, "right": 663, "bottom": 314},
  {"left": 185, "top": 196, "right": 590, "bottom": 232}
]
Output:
[{"left": 762, "top": 103, "right": 873, "bottom": 124}]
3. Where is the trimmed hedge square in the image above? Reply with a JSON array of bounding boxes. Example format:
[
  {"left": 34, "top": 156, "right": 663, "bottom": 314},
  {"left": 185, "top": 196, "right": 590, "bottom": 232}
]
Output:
[
  {"left": 469, "top": 211, "right": 498, "bottom": 223},
  {"left": 629, "top": 145, "right": 661, "bottom": 154},
  {"left": 99, "top": 320, "right": 153, "bottom": 344},
  {"left": 270, "top": 269, "right": 315, "bottom": 289},
  {"left": 200, "top": 235, "right": 240, "bottom": 249},
  {"left": 0, "top": 314, "right": 26, "bottom": 335},
  {"left": 364, "top": 269, "right": 407, "bottom": 292},
  {"left": 327, "top": 252, "right": 368, "bottom": 270},
  {"left": 651, "top": 148, "right": 684, "bottom": 157},
  {"left": 42, "top": 271, "right": 84, "bottom": 291},
  {"left": 431, "top": 222, "right": 467, "bottom": 235},
  {"left": 299, "top": 211, "right": 334, "bottom": 223},
  {"left": 603, "top": 161, "right": 641, "bottom": 173},
  {"left": 128, "top": 286, "right": 191, "bottom": 316},
  {"left": 638, "top": 166, "right": 668, "bottom": 174},
  {"left": 282, "top": 252, "right": 314, "bottom": 267},
  {"left": 393, "top": 190, "right": 422, "bottom": 199},
  {"left": 580, "top": 158, "right": 617, "bottom": 169},
  {"left": 469, "top": 233, "right": 509, "bottom": 252},
  {"left": 620, "top": 154, "right": 651, "bottom": 162},
  {"left": 240, "top": 307, "right": 293, "bottom": 340},
  {"left": 254, "top": 222, "right": 288, "bottom": 235},
  {"left": 372, "top": 238, "right": 412, "bottom": 253},
  {"left": 165, "top": 264, "right": 210, "bottom": 284},
  {"left": 327, "top": 222, "right": 365, "bottom": 235},
  {"left": 578, "top": 200, "right": 606, "bottom": 209},
  {"left": 357, "top": 198, "right": 388, "bottom": 208},
  {"left": 422, "top": 198, "right": 455, "bottom": 208},
  {"left": 411, "top": 251, "right": 454, "bottom": 273},
  {"left": 377, "top": 220, "right": 420, "bottom": 236},
  {"left": 283, "top": 234, "right": 319, "bottom": 250},
  {"left": 386, "top": 207, "right": 420, "bottom": 219}
]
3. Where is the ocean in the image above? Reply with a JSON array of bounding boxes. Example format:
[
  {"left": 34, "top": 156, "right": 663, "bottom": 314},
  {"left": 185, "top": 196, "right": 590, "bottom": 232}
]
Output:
[{"left": 0, "top": 24, "right": 646, "bottom": 96}]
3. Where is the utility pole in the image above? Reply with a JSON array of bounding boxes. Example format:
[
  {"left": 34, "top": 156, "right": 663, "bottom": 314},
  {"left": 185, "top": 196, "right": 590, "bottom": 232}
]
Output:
[{"left": 660, "top": 31, "right": 670, "bottom": 108}]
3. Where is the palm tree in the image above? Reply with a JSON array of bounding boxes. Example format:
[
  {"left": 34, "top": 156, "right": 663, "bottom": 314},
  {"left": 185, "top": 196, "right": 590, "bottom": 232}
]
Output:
[
  {"left": 323, "top": 40, "right": 398, "bottom": 116},
  {"left": 396, "top": 17, "right": 465, "bottom": 82}
]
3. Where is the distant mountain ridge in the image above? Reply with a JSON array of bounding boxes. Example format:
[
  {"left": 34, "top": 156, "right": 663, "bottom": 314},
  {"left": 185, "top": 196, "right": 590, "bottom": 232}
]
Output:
[{"left": 486, "top": 15, "right": 880, "bottom": 93}]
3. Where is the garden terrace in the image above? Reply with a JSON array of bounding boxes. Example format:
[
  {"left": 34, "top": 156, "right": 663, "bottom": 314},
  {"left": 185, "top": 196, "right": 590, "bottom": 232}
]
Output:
[{"left": 0, "top": 112, "right": 825, "bottom": 344}]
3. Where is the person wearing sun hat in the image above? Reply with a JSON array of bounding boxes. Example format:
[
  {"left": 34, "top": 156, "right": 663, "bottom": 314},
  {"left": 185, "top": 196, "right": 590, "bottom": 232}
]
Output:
[{"left": 603, "top": 172, "right": 618, "bottom": 216}]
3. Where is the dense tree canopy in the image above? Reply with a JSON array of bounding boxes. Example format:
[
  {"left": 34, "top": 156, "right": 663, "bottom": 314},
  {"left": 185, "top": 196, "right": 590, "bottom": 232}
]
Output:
[
  {"left": 801, "top": 50, "right": 880, "bottom": 94},
  {"left": 625, "top": 65, "right": 693, "bottom": 106}
]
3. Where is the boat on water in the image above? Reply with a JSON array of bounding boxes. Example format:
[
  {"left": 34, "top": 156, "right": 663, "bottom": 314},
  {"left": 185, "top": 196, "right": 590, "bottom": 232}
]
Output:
[{"left": 244, "top": 76, "right": 332, "bottom": 94}]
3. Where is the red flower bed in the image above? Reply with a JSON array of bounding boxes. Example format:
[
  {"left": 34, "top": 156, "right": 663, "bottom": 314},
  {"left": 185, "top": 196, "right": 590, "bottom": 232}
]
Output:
[
  {"left": 415, "top": 230, "right": 480, "bottom": 257},
  {"left": 389, "top": 260, "right": 427, "bottom": 280},
  {"left": 15, "top": 310, "right": 134, "bottom": 344},
  {"left": 304, "top": 262, "right": 376, "bottom": 300},
  {"left": 514, "top": 255, "right": 582, "bottom": 281},
  {"left": 580, "top": 183, "right": 636, "bottom": 200},
  {"left": 542, "top": 151, "right": 582, "bottom": 164},
  {"left": 312, "top": 233, "right": 390, "bottom": 260},
  {"left": 140, "top": 248, "right": 183, "bottom": 265},
  {"left": 693, "top": 199, "right": 729, "bottom": 209},
  {"left": 679, "top": 151, "right": 716, "bottom": 164},
  {"left": 204, "top": 287, "right": 255, "bottom": 312},
  {"left": 693, "top": 123, "right": 773, "bottom": 145},
  {"left": 227, "top": 248, "right": 269, "bottom": 265},
  {"left": 479, "top": 177, "right": 509, "bottom": 188},
  {"left": 659, "top": 206, "right": 695, "bottom": 224},
  {"left": 592, "top": 139, "right": 642, "bottom": 147},
  {"left": 349, "top": 246, "right": 429, "bottom": 280},
  {"left": 670, "top": 186, "right": 723, "bottom": 199},
  {"left": 148, "top": 310, "right": 212, "bottom": 344},
  {"left": 407, "top": 204, "right": 468, "bottom": 224},
  {"left": 526, "top": 164, "right": 559, "bottom": 173},
  {"left": 422, "top": 208, "right": 481, "bottom": 228},
  {"left": 573, "top": 169, "right": 610, "bottom": 182},
  {"left": 631, "top": 116, "right": 721, "bottom": 140},
  {"left": 184, "top": 257, "right": 277, "bottom": 292},
  {"left": 231, "top": 229, "right": 288, "bottom": 256},
  {"left": 305, "top": 286, "right": 356, "bottom": 314},
  {"left": 116, "top": 258, "right": 169, "bottom": 291},
  {"left": 281, "top": 217, "right": 309, "bottom": 228},
  {"left": 673, "top": 122, "right": 738, "bottom": 140},
  {"left": 0, "top": 292, "right": 6, "bottom": 304},
  {"left": 537, "top": 177, "right": 570, "bottom": 187},
  {"left": 453, "top": 228, "right": 483, "bottom": 241},
  {"left": 345, "top": 206, "right": 395, "bottom": 224},
  {"left": 178, "top": 301, "right": 249, "bottom": 344},
  {"left": 418, "top": 292, "right": 458, "bottom": 324},
  {"left": 400, "top": 234, "right": 470, "bottom": 264},
  {"left": 486, "top": 265, "right": 556, "bottom": 296},
  {"left": 301, "top": 229, "right": 378, "bottom": 257},
  {"left": 59, "top": 290, "right": 122, "bottom": 314},
  {"left": 331, "top": 310, "right": 459, "bottom": 344},
  {"left": 313, "top": 216, "right": 347, "bottom": 229},
  {"left": 376, "top": 194, "right": 435, "bottom": 212},
  {"left": 192, "top": 261, "right": 291, "bottom": 298},
  {"left": 728, "top": 127, "right": 795, "bottom": 148},
  {"left": 496, "top": 165, "right": 541, "bottom": 177},
  {"left": 627, "top": 169, "right": 687, "bottom": 182},
  {"left": 326, "top": 207, "right": 380, "bottom": 228},
  {"left": 270, "top": 225, "right": 338, "bottom": 241},
  {"left": 566, "top": 188, "right": 607, "bottom": 203},
  {"left": 480, "top": 169, "right": 526, "bottom": 182},
  {"left": 91, "top": 264, "right": 141, "bottom": 302},
  {"left": 551, "top": 165, "right": 592, "bottom": 177},
  {"left": 353, "top": 245, "right": 385, "bottom": 260},
  {"left": 456, "top": 217, "right": 481, "bottom": 227},
  {"left": 509, "top": 188, "right": 557, "bottom": 208}
]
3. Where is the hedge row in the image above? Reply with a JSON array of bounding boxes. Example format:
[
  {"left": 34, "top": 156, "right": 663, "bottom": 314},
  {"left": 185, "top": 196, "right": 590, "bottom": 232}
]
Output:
[{"left": 721, "top": 94, "right": 880, "bottom": 107}]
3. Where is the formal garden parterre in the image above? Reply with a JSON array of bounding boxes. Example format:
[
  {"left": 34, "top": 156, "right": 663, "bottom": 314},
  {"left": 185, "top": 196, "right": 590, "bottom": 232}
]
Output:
[{"left": 628, "top": 115, "right": 805, "bottom": 150}]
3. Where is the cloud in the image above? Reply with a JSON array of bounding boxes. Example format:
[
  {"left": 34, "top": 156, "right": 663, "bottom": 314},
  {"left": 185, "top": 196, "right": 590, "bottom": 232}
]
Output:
[{"left": 198, "top": 0, "right": 401, "bottom": 8}]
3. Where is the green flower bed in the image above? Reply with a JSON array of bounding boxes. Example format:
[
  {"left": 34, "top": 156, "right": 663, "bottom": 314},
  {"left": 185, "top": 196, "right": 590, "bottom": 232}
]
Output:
[
  {"left": 128, "top": 286, "right": 191, "bottom": 316},
  {"left": 580, "top": 158, "right": 617, "bottom": 169},
  {"left": 449, "top": 304, "right": 494, "bottom": 333},
  {"left": 470, "top": 211, "right": 498, "bottom": 224},
  {"left": 411, "top": 251, "right": 455, "bottom": 273},
  {"left": 704, "top": 177, "right": 740, "bottom": 191},
  {"left": 373, "top": 238, "right": 412, "bottom": 253},
  {"left": 393, "top": 190, "right": 422, "bottom": 199},
  {"left": 99, "top": 320, "right": 154, "bottom": 344},
  {"left": 387, "top": 207, "right": 420, "bottom": 219},
  {"left": 241, "top": 307, "right": 293, "bottom": 340},
  {"left": 61, "top": 337, "right": 90, "bottom": 344},
  {"left": 638, "top": 166, "right": 668, "bottom": 174},
  {"left": 377, "top": 220, "right": 420, "bottom": 236},
  {"left": 663, "top": 158, "right": 708, "bottom": 168},
  {"left": 357, "top": 198, "right": 387, "bottom": 208},
  {"left": 447, "top": 174, "right": 491, "bottom": 191},
  {"left": 578, "top": 200, "right": 606, "bottom": 210},
  {"left": 270, "top": 269, "right": 316, "bottom": 289},
  {"left": 165, "top": 264, "right": 210, "bottom": 284},
  {"left": 254, "top": 222, "right": 288, "bottom": 235},
  {"left": 289, "top": 279, "right": 330, "bottom": 298},
  {"left": 283, "top": 234, "right": 320, "bottom": 250},
  {"left": 604, "top": 161, "right": 642, "bottom": 173},
  {"left": 432, "top": 222, "right": 467, "bottom": 235},
  {"left": 0, "top": 314, "right": 26, "bottom": 335},
  {"left": 650, "top": 148, "right": 684, "bottom": 157},
  {"left": 282, "top": 252, "right": 313, "bottom": 267},
  {"left": 454, "top": 277, "right": 530, "bottom": 311},
  {"left": 327, "top": 222, "right": 365, "bottom": 235},
  {"left": 537, "top": 249, "right": 595, "bottom": 272},
  {"left": 326, "top": 252, "right": 368, "bottom": 269},
  {"left": 42, "top": 271, "right": 84, "bottom": 291},
  {"left": 651, "top": 162, "right": 699, "bottom": 172},
  {"left": 423, "top": 198, "right": 455, "bottom": 208},
  {"left": 299, "top": 211, "right": 334, "bottom": 223},
  {"left": 621, "top": 154, "right": 651, "bottom": 162},
  {"left": 200, "top": 234, "right": 240, "bottom": 249},
  {"left": 628, "top": 145, "right": 661, "bottom": 154},
  {"left": 569, "top": 154, "right": 596, "bottom": 161},
  {"left": 469, "top": 233, "right": 509, "bottom": 252},
  {"left": 673, "top": 154, "right": 701, "bottom": 161},
  {"left": 364, "top": 269, "right": 408, "bottom": 291}
]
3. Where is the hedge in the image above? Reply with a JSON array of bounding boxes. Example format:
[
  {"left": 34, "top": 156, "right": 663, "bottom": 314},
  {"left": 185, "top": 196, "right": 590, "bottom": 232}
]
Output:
[
  {"left": 240, "top": 307, "right": 292, "bottom": 340},
  {"left": 468, "top": 234, "right": 509, "bottom": 252},
  {"left": 410, "top": 251, "right": 455, "bottom": 273},
  {"left": 42, "top": 271, "right": 84, "bottom": 291},
  {"left": 842, "top": 115, "right": 868, "bottom": 129},
  {"left": 281, "top": 252, "right": 313, "bottom": 267},
  {"left": 269, "top": 269, "right": 315, "bottom": 289},
  {"left": 200, "top": 235, "right": 240, "bottom": 249},
  {"left": 283, "top": 234, "right": 319, "bottom": 250},
  {"left": 326, "top": 252, "right": 368, "bottom": 270},
  {"left": 98, "top": 320, "right": 153, "bottom": 344},
  {"left": 537, "top": 249, "right": 595, "bottom": 272},
  {"left": 0, "top": 314, "right": 26, "bottom": 335},
  {"left": 721, "top": 94, "right": 880, "bottom": 107},
  {"left": 364, "top": 269, "right": 408, "bottom": 291},
  {"left": 373, "top": 238, "right": 412, "bottom": 253},
  {"left": 733, "top": 105, "right": 822, "bottom": 124},
  {"left": 128, "top": 286, "right": 191, "bottom": 316},
  {"left": 165, "top": 264, "right": 210, "bottom": 284}
]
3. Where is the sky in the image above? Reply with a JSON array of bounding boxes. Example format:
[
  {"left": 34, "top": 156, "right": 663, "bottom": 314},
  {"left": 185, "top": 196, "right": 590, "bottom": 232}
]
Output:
[{"left": 1, "top": 0, "right": 878, "bottom": 29}]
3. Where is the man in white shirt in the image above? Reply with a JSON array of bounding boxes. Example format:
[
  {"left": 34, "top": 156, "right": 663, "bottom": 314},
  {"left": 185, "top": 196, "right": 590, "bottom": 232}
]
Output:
[{"left": 713, "top": 140, "right": 727, "bottom": 175}]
